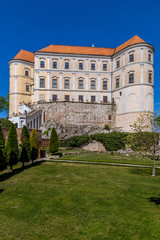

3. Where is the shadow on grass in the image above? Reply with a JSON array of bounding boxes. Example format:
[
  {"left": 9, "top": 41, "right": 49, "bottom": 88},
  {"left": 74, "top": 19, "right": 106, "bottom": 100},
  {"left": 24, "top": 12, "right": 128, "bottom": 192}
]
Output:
[
  {"left": 0, "top": 189, "right": 4, "bottom": 194},
  {"left": 149, "top": 196, "right": 160, "bottom": 205},
  {"left": 0, "top": 160, "right": 45, "bottom": 183}
]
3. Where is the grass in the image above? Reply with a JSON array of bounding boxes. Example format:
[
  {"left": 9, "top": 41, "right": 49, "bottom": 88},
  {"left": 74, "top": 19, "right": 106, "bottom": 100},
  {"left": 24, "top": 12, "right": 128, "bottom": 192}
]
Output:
[
  {"left": 59, "top": 152, "right": 160, "bottom": 166},
  {"left": 0, "top": 162, "right": 160, "bottom": 239}
]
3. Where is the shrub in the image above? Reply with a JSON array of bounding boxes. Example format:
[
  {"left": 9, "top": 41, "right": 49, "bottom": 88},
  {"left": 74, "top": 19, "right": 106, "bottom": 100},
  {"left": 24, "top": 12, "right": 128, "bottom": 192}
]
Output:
[
  {"left": 104, "top": 124, "right": 110, "bottom": 130},
  {"left": 30, "top": 129, "right": 38, "bottom": 163},
  {"left": 5, "top": 123, "right": 19, "bottom": 170},
  {"left": 49, "top": 128, "right": 59, "bottom": 154},
  {"left": 62, "top": 135, "right": 90, "bottom": 148}
]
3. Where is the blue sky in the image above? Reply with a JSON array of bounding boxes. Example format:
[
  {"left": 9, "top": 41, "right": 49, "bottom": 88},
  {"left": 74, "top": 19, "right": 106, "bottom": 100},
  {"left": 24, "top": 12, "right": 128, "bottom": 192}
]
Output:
[{"left": 0, "top": 0, "right": 159, "bottom": 117}]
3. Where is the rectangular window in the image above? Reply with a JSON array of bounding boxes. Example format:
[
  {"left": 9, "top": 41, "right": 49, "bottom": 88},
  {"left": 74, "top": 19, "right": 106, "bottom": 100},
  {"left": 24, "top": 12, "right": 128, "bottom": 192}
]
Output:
[
  {"left": 79, "top": 80, "right": 83, "bottom": 89},
  {"left": 52, "top": 79, "right": 57, "bottom": 88},
  {"left": 65, "top": 95, "right": 70, "bottom": 101},
  {"left": 79, "top": 95, "right": 83, "bottom": 102},
  {"left": 40, "top": 60, "right": 45, "bottom": 68},
  {"left": 25, "top": 84, "right": 30, "bottom": 92},
  {"left": 79, "top": 63, "right": 83, "bottom": 70},
  {"left": 91, "top": 80, "right": 95, "bottom": 89},
  {"left": 65, "top": 62, "right": 69, "bottom": 69},
  {"left": 103, "top": 81, "right": 107, "bottom": 90},
  {"left": 103, "top": 96, "right": 108, "bottom": 103},
  {"left": 40, "top": 94, "right": 45, "bottom": 101},
  {"left": 103, "top": 64, "right": 107, "bottom": 71},
  {"left": 129, "top": 73, "right": 134, "bottom": 84},
  {"left": 40, "top": 78, "right": 45, "bottom": 88},
  {"left": 65, "top": 79, "right": 69, "bottom": 89},
  {"left": 53, "top": 61, "right": 57, "bottom": 68},
  {"left": 148, "top": 53, "right": 152, "bottom": 62},
  {"left": 25, "top": 69, "right": 29, "bottom": 76},
  {"left": 52, "top": 95, "right": 57, "bottom": 102},
  {"left": 116, "top": 78, "right": 120, "bottom": 88},
  {"left": 149, "top": 73, "right": 152, "bottom": 83},
  {"left": 116, "top": 60, "right": 120, "bottom": 68},
  {"left": 91, "top": 96, "right": 96, "bottom": 103},
  {"left": 129, "top": 54, "right": 134, "bottom": 62},
  {"left": 91, "top": 63, "right": 95, "bottom": 70}
]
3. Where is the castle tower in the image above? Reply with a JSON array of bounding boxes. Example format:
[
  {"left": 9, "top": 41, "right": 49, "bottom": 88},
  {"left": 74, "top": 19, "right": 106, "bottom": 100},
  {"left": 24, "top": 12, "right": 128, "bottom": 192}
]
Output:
[{"left": 8, "top": 50, "right": 34, "bottom": 118}]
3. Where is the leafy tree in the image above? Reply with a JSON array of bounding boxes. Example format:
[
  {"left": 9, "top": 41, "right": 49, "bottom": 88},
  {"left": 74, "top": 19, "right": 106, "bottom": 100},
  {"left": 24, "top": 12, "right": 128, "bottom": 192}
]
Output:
[
  {"left": 0, "top": 118, "right": 12, "bottom": 128},
  {"left": 20, "top": 147, "right": 28, "bottom": 167},
  {"left": 30, "top": 129, "right": 38, "bottom": 163},
  {"left": 20, "top": 126, "right": 30, "bottom": 166},
  {"left": 5, "top": 123, "right": 19, "bottom": 170},
  {"left": 127, "top": 113, "right": 160, "bottom": 177},
  {"left": 0, "top": 125, "right": 6, "bottom": 170},
  {"left": 49, "top": 128, "right": 59, "bottom": 154},
  {"left": 0, "top": 94, "right": 9, "bottom": 114},
  {"left": 0, "top": 125, "right": 5, "bottom": 151}
]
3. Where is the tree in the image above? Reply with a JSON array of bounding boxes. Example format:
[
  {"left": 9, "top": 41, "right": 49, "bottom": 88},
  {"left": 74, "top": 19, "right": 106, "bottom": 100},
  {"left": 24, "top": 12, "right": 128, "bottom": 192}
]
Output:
[
  {"left": 127, "top": 113, "right": 160, "bottom": 177},
  {"left": 20, "top": 126, "right": 30, "bottom": 166},
  {"left": 5, "top": 123, "right": 19, "bottom": 170},
  {"left": 0, "top": 118, "right": 12, "bottom": 128},
  {"left": 30, "top": 129, "right": 38, "bottom": 163},
  {"left": 20, "top": 147, "right": 28, "bottom": 167},
  {"left": 49, "top": 128, "right": 59, "bottom": 154},
  {"left": 0, "top": 125, "right": 6, "bottom": 171},
  {"left": 0, "top": 94, "right": 9, "bottom": 114}
]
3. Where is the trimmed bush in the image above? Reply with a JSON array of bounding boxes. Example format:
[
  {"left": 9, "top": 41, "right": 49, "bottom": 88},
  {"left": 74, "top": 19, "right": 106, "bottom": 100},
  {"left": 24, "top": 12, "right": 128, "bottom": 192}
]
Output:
[
  {"left": 5, "top": 123, "right": 19, "bottom": 170},
  {"left": 30, "top": 129, "right": 38, "bottom": 163},
  {"left": 0, "top": 125, "right": 5, "bottom": 150},
  {"left": 49, "top": 128, "right": 59, "bottom": 154},
  {"left": 20, "top": 126, "right": 30, "bottom": 165}
]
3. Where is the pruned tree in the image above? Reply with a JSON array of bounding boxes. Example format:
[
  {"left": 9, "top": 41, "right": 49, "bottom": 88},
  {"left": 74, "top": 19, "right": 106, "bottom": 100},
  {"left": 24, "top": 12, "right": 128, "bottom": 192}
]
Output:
[
  {"left": 5, "top": 123, "right": 19, "bottom": 170},
  {"left": 128, "top": 112, "right": 160, "bottom": 176},
  {"left": 20, "top": 126, "right": 30, "bottom": 166},
  {"left": 49, "top": 128, "right": 59, "bottom": 154},
  {"left": 30, "top": 128, "right": 38, "bottom": 163}
]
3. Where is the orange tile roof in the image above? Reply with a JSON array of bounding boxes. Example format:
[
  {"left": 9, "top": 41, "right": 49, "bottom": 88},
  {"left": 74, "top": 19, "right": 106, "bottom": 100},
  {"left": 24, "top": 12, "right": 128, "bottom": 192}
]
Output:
[
  {"left": 38, "top": 35, "right": 146, "bottom": 56},
  {"left": 114, "top": 35, "right": 146, "bottom": 54},
  {"left": 12, "top": 36, "right": 148, "bottom": 63},
  {"left": 13, "top": 49, "right": 34, "bottom": 63},
  {"left": 38, "top": 45, "right": 115, "bottom": 56}
]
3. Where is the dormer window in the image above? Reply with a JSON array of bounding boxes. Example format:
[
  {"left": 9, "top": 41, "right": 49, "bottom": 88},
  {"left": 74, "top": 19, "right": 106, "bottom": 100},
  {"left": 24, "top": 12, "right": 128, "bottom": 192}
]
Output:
[
  {"left": 53, "top": 61, "right": 57, "bottom": 69},
  {"left": 40, "top": 60, "right": 45, "bottom": 68},
  {"left": 25, "top": 69, "right": 29, "bottom": 76},
  {"left": 65, "top": 62, "right": 69, "bottom": 69},
  {"left": 129, "top": 54, "right": 134, "bottom": 62},
  {"left": 116, "top": 60, "right": 120, "bottom": 69}
]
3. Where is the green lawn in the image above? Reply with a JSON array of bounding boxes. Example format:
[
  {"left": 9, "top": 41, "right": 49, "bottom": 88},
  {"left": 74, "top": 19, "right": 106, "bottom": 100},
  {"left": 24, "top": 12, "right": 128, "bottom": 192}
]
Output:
[
  {"left": 0, "top": 162, "right": 160, "bottom": 239},
  {"left": 59, "top": 152, "right": 160, "bottom": 166}
]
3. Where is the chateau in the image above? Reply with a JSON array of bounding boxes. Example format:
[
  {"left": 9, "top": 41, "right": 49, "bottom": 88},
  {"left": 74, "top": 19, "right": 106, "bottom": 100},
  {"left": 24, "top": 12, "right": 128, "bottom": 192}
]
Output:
[{"left": 9, "top": 35, "right": 154, "bottom": 135}]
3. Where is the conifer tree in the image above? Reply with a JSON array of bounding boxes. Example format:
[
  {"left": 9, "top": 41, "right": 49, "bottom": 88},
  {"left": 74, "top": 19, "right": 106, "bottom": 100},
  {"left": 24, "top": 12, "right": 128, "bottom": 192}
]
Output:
[
  {"left": 20, "top": 147, "right": 28, "bottom": 167},
  {"left": 0, "top": 149, "right": 6, "bottom": 171},
  {"left": 0, "top": 125, "right": 6, "bottom": 170},
  {"left": 20, "top": 126, "right": 30, "bottom": 166},
  {"left": 30, "top": 128, "right": 38, "bottom": 163},
  {"left": 5, "top": 123, "right": 19, "bottom": 170},
  {"left": 49, "top": 128, "right": 59, "bottom": 154}
]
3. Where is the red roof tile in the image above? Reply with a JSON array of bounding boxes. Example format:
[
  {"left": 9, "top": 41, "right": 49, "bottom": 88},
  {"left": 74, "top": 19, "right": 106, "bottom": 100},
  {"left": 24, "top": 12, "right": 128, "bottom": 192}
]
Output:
[{"left": 13, "top": 50, "right": 34, "bottom": 63}]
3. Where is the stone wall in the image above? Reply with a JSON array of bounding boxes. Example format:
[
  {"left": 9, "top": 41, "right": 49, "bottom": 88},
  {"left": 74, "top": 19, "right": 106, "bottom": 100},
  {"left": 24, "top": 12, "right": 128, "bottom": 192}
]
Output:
[{"left": 32, "top": 101, "right": 116, "bottom": 138}]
